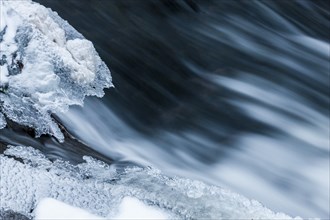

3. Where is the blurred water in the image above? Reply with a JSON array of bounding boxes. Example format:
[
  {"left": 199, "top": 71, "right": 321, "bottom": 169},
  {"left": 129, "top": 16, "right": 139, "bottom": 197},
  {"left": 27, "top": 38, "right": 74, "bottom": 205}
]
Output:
[{"left": 18, "top": 0, "right": 330, "bottom": 218}]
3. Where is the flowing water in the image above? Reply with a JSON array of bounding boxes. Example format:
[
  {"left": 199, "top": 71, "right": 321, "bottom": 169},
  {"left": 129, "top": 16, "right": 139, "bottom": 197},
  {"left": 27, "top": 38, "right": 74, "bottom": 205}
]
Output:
[{"left": 1, "top": 0, "right": 329, "bottom": 218}]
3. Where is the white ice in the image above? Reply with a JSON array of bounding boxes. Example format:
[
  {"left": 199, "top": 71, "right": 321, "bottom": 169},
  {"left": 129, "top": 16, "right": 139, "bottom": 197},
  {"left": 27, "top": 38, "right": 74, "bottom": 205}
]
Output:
[
  {"left": 0, "top": 145, "right": 296, "bottom": 220},
  {"left": 0, "top": 0, "right": 112, "bottom": 141}
]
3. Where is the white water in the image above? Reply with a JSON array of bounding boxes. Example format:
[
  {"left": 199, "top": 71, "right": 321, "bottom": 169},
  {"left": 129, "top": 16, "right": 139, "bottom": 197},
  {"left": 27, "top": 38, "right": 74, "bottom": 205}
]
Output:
[
  {"left": 54, "top": 17, "right": 330, "bottom": 217},
  {"left": 57, "top": 91, "right": 330, "bottom": 217}
]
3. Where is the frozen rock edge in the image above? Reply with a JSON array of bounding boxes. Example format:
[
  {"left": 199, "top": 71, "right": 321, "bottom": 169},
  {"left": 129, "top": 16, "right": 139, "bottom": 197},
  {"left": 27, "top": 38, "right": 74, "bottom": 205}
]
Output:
[
  {"left": 0, "top": 145, "right": 297, "bottom": 220},
  {"left": 0, "top": 0, "right": 113, "bottom": 141}
]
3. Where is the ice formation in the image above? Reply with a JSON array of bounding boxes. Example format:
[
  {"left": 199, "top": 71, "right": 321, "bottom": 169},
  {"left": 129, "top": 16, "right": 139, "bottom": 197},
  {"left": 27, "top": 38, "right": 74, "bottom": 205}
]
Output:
[
  {"left": 0, "top": 145, "right": 297, "bottom": 220},
  {"left": 0, "top": 0, "right": 112, "bottom": 141}
]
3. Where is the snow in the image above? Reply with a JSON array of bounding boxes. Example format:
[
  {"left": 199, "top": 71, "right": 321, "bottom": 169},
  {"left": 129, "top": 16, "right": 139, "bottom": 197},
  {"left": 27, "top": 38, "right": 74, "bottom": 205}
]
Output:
[
  {"left": 66, "top": 39, "right": 98, "bottom": 72},
  {"left": 110, "top": 197, "right": 169, "bottom": 219},
  {"left": 0, "top": 145, "right": 297, "bottom": 220},
  {"left": 35, "top": 198, "right": 105, "bottom": 220},
  {"left": 35, "top": 197, "right": 169, "bottom": 220},
  {"left": 0, "top": 0, "right": 112, "bottom": 141}
]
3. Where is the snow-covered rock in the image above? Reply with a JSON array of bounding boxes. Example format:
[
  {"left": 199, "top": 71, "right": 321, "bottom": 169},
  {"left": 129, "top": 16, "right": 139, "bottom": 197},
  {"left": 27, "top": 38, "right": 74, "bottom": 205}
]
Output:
[{"left": 0, "top": 0, "right": 112, "bottom": 141}]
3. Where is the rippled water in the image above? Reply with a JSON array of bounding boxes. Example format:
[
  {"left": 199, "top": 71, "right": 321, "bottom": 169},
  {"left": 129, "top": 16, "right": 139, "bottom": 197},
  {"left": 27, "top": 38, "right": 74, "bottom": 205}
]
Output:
[{"left": 2, "top": 0, "right": 329, "bottom": 218}]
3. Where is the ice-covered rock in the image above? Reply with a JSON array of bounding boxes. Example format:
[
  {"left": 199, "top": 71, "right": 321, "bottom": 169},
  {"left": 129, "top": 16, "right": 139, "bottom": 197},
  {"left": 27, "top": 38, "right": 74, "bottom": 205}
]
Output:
[
  {"left": 0, "top": 145, "right": 297, "bottom": 219},
  {"left": 0, "top": 0, "right": 112, "bottom": 141}
]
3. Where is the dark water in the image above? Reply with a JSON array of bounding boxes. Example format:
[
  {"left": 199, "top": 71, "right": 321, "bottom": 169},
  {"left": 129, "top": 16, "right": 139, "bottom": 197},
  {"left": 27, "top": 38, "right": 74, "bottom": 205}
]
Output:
[{"left": 3, "top": 0, "right": 329, "bottom": 218}]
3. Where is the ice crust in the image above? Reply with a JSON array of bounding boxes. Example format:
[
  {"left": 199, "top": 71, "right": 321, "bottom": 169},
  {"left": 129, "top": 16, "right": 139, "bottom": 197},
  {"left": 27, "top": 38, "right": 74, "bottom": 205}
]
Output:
[
  {"left": 0, "top": 145, "right": 296, "bottom": 220},
  {"left": 0, "top": 0, "right": 112, "bottom": 141}
]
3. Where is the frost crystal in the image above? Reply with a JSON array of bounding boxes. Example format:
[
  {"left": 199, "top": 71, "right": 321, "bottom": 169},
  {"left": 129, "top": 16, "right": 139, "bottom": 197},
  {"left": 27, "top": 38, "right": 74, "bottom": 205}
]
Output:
[{"left": 0, "top": 0, "right": 112, "bottom": 141}]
